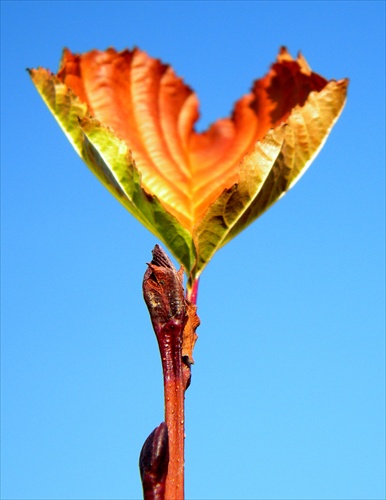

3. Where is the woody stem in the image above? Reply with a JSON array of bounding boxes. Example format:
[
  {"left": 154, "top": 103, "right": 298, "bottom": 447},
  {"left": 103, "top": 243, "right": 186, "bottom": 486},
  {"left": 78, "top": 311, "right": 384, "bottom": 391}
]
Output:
[
  {"left": 158, "top": 325, "right": 186, "bottom": 498},
  {"left": 142, "top": 245, "right": 190, "bottom": 499}
]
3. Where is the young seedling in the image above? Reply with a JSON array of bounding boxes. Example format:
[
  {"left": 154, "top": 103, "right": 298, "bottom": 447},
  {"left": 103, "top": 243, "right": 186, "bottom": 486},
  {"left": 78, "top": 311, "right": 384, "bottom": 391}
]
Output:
[{"left": 30, "top": 47, "right": 347, "bottom": 498}]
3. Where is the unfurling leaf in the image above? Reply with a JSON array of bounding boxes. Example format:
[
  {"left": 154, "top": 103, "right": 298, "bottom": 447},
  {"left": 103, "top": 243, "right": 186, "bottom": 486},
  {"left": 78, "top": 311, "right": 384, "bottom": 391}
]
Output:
[{"left": 29, "top": 47, "right": 348, "bottom": 288}]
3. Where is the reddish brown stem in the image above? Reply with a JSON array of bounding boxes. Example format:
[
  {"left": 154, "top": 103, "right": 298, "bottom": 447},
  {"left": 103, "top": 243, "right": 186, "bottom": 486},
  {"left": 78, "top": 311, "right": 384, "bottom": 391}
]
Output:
[
  {"left": 160, "top": 327, "right": 185, "bottom": 498},
  {"left": 143, "top": 246, "right": 188, "bottom": 499}
]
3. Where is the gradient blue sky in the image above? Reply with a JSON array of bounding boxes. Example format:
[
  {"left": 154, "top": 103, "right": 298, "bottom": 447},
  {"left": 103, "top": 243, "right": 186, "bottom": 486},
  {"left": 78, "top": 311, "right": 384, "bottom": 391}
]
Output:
[{"left": 1, "top": 1, "right": 385, "bottom": 499}]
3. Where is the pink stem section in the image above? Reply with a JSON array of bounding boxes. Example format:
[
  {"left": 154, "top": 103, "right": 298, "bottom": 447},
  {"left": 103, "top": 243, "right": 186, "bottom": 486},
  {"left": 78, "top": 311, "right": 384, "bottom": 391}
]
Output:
[{"left": 186, "top": 278, "right": 199, "bottom": 304}]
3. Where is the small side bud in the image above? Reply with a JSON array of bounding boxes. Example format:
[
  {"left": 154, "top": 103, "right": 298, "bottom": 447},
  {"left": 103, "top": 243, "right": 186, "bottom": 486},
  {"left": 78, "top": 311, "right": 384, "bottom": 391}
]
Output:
[{"left": 139, "top": 422, "right": 169, "bottom": 500}]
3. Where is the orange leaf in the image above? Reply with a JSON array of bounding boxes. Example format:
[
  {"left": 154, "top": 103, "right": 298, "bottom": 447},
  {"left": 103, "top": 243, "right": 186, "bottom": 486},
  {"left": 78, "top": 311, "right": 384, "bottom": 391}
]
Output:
[{"left": 30, "top": 47, "right": 348, "bottom": 285}]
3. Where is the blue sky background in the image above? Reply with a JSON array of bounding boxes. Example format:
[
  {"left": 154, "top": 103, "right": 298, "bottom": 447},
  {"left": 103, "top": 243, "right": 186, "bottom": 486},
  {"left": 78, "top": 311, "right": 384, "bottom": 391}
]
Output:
[{"left": 1, "top": 1, "right": 385, "bottom": 499}]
